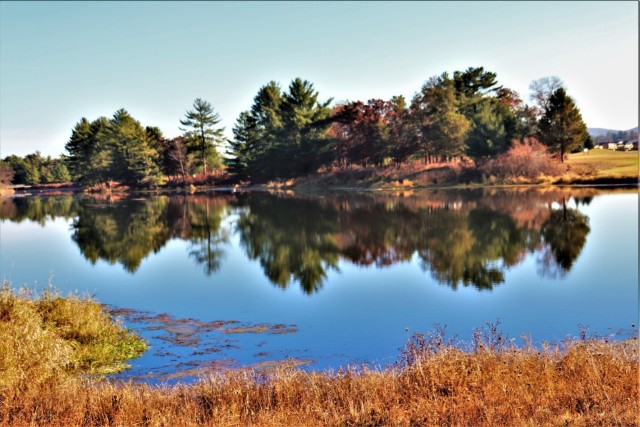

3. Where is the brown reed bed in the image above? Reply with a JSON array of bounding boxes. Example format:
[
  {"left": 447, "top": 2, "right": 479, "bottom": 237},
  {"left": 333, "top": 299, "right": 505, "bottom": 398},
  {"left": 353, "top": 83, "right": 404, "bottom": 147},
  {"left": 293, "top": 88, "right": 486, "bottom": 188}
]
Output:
[{"left": 1, "top": 285, "right": 638, "bottom": 426}]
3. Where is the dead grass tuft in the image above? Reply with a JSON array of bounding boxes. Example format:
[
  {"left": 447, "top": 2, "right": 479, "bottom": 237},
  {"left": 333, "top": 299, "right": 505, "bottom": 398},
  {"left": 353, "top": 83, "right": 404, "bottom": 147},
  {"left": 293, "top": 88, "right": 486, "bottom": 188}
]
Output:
[{"left": 0, "top": 282, "right": 146, "bottom": 397}]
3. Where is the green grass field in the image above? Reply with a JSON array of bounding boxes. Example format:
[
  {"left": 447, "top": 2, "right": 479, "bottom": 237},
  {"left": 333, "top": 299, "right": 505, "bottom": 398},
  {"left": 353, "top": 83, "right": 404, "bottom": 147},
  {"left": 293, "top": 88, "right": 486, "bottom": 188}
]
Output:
[{"left": 567, "top": 149, "right": 639, "bottom": 179}]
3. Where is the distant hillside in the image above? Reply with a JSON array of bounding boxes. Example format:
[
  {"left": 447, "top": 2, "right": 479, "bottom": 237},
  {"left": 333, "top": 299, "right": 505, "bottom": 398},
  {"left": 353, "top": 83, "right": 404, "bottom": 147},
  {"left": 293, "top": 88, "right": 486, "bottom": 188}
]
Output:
[{"left": 588, "top": 127, "right": 638, "bottom": 137}]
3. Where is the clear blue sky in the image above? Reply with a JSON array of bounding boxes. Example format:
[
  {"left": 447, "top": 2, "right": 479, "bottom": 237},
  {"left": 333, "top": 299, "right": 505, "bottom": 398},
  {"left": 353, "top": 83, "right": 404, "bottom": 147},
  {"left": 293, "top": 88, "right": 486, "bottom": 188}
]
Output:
[{"left": 1, "top": 1, "right": 637, "bottom": 157}]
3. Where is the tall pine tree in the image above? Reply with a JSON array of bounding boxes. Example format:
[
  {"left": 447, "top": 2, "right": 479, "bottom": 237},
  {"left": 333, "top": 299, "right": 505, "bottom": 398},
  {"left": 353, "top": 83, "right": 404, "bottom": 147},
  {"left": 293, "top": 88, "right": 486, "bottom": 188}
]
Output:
[
  {"left": 226, "top": 111, "right": 259, "bottom": 179},
  {"left": 180, "top": 98, "right": 225, "bottom": 175}
]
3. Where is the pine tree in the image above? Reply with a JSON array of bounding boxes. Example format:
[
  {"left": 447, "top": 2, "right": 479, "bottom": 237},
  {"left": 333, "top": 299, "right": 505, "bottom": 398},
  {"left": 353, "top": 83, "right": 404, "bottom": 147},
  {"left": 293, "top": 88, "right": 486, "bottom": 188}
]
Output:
[
  {"left": 180, "top": 99, "right": 225, "bottom": 175},
  {"left": 279, "top": 78, "right": 333, "bottom": 175},
  {"left": 64, "top": 118, "right": 93, "bottom": 180},
  {"left": 65, "top": 111, "right": 162, "bottom": 188},
  {"left": 248, "top": 81, "right": 284, "bottom": 179},
  {"left": 108, "top": 109, "right": 161, "bottom": 186},
  {"left": 464, "top": 99, "right": 511, "bottom": 159},
  {"left": 538, "top": 88, "right": 588, "bottom": 162},
  {"left": 388, "top": 95, "right": 413, "bottom": 166},
  {"left": 411, "top": 74, "right": 470, "bottom": 162},
  {"left": 226, "top": 111, "right": 259, "bottom": 179}
]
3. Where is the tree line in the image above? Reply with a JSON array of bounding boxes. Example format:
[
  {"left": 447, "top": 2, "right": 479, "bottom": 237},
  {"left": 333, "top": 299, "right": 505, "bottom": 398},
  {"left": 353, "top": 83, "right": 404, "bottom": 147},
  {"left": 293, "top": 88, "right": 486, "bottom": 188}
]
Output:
[
  {"left": 0, "top": 152, "right": 70, "bottom": 186},
  {"left": 593, "top": 128, "right": 638, "bottom": 144},
  {"left": 227, "top": 70, "right": 589, "bottom": 182},
  {"left": 0, "top": 67, "right": 590, "bottom": 188}
]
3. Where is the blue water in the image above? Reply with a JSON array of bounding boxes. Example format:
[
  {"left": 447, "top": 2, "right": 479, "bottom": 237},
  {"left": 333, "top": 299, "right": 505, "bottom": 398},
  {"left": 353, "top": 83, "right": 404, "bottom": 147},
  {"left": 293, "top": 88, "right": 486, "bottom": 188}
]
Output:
[{"left": 0, "top": 188, "right": 637, "bottom": 382}]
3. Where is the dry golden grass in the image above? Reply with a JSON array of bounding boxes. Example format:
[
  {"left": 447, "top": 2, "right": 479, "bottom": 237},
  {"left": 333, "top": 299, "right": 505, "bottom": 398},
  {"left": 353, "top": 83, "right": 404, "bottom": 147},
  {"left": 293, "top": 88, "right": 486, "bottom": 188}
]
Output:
[
  {"left": 0, "top": 283, "right": 146, "bottom": 395},
  {"left": 1, "top": 310, "right": 638, "bottom": 426},
  {"left": 567, "top": 150, "right": 639, "bottom": 179}
]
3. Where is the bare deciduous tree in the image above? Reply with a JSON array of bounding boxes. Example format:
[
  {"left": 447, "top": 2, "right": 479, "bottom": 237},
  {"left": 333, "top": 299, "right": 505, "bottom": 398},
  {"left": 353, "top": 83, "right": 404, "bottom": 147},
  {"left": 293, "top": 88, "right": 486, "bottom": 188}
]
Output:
[
  {"left": 529, "top": 76, "right": 565, "bottom": 114},
  {"left": 168, "top": 136, "right": 190, "bottom": 185}
]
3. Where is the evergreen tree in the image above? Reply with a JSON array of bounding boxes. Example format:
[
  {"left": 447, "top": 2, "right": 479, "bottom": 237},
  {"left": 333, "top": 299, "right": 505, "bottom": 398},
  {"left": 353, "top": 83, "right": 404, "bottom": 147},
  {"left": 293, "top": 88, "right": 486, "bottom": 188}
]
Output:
[
  {"left": 538, "top": 88, "right": 588, "bottom": 162},
  {"left": 51, "top": 160, "right": 71, "bottom": 182},
  {"left": 464, "top": 99, "right": 512, "bottom": 159},
  {"left": 278, "top": 78, "right": 333, "bottom": 176},
  {"left": 226, "top": 111, "right": 259, "bottom": 179},
  {"left": 180, "top": 98, "right": 225, "bottom": 175},
  {"left": 239, "top": 78, "right": 332, "bottom": 180},
  {"left": 246, "top": 81, "right": 284, "bottom": 179},
  {"left": 388, "top": 95, "right": 414, "bottom": 166},
  {"left": 108, "top": 109, "right": 161, "bottom": 186},
  {"left": 252, "top": 81, "right": 284, "bottom": 134},
  {"left": 64, "top": 111, "right": 162, "bottom": 188},
  {"left": 583, "top": 134, "right": 595, "bottom": 150},
  {"left": 448, "top": 69, "right": 521, "bottom": 160},
  {"left": 145, "top": 126, "right": 165, "bottom": 155},
  {"left": 453, "top": 66, "right": 502, "bottom": 107},
  {"left": 64, "top": 118, "right": 93, "bottom": 180},
  {"left": 83, "top": 117, "right": 112, "bottom": 187},
  {"left": 411, "top": 74, "right": 470, "bottom": 161},
  {"left": 21, "top": 152, "right": 43, "bottom": 184}
]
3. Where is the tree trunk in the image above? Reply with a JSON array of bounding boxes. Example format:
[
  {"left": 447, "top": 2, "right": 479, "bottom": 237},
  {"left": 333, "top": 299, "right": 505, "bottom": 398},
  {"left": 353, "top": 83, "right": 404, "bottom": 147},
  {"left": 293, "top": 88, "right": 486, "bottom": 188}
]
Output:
[{"left": 200, "top": 127, "right": 207, "bottom": 175}]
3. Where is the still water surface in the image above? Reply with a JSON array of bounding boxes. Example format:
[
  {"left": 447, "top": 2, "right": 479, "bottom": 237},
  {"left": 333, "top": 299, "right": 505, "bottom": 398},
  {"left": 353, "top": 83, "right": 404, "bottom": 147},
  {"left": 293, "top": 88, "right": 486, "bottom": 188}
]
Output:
[{"left": 1, "top": 188, "right": 637, "bottom": 382}]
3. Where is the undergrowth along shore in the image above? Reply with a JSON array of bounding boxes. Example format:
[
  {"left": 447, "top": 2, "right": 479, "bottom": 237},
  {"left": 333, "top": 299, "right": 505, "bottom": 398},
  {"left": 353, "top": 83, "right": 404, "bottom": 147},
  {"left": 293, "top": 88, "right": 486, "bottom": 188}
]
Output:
[{"left": 1, "top": 285, "right": 638, "bottom": 426}]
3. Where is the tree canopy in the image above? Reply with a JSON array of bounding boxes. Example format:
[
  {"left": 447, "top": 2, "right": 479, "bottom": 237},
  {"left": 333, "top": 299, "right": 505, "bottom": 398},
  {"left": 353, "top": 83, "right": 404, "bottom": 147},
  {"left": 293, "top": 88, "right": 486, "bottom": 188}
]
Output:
[
  {"left": 64, "top": 110, "right": 161, "bottom": 188},
  {"left": 226, "top": 78, "right": 333, "bottom": 180}
]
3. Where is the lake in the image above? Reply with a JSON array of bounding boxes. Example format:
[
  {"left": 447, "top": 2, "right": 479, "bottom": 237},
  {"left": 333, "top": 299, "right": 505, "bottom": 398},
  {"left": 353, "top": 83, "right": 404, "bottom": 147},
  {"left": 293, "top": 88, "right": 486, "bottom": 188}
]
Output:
[{"left": 1, "top": 187, "right": 637, "bottom": 383}]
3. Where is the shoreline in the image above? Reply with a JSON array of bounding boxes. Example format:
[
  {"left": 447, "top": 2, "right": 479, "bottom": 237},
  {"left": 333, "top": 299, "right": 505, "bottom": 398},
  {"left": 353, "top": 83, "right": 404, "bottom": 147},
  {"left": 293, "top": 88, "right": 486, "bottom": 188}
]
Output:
[{"left": 4, "top": 175, "right": 638, "bottom": 198}]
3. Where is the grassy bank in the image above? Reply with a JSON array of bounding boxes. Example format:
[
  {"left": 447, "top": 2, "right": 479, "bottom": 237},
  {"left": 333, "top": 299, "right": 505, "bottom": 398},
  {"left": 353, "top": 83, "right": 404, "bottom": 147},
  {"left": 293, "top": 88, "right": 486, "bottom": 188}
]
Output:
[
  {"left": 0, "top": 283, "right": 146, "bottom": 391},
  {"left": 1, "top": 287, "right": 637, "bottom": 426},
  {"left": 564, "top": 149, "right": 639, "bottom": 181},
  {"left": 278, "top": 150, "right": 639, "bottom": 192}
]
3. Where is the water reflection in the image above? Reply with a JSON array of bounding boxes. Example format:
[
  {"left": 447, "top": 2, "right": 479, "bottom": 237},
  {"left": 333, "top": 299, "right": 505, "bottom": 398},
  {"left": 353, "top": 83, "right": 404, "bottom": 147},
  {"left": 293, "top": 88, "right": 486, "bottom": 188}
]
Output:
[
  {"left": 235, "top": 195, "right": 340, "bottom": 294},
  {"left": 538, "top": 198, "right": 591, "bottom": 278},
  {"left": 0, "top": 188, "right": 597, "bottom": 291},
  {"left": 72, "top": 198, "right": 173, "bottom": 272},
  {"left": 181, "top": 199, "right": 230, "bottom": 275}
]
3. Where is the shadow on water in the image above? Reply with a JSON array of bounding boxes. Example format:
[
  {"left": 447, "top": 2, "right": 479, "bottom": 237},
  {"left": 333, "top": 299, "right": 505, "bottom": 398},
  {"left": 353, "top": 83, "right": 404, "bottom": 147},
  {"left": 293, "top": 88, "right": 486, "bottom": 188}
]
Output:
[{"left": 0, "top": 187, "right": 601, "bottom": 293}]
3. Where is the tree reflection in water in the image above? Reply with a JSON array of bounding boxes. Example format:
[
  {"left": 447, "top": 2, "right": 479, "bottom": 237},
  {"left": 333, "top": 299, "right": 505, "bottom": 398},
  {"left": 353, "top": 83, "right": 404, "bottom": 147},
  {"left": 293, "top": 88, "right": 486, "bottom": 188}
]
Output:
[
  {"left": 183, "top": 198, "right": 230, "bottom": 276},
  {"left": 235, "top": 195, "right": 339, "bottom": 294},
  {"left": 0, "top": 188, "right": 599, "bottom": 292},
  {"left": 537, "top": 198, "right": 590, "bottom": 278}
]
